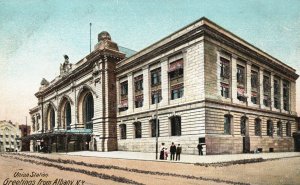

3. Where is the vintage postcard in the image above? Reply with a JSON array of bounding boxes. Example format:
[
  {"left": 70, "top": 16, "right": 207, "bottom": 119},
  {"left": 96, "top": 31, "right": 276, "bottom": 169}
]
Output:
[{"left": 0, "top": 1, "right": 300, "bottom": 184}]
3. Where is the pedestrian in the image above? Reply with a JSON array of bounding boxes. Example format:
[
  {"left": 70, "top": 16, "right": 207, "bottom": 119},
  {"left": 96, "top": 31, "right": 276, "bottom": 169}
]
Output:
[
  {"left": 160, "top": 143, "right": 166, "bottom": 160},
  {"left": 176, "top": 144, "right": 182, "bottom": 161},
  {"left": 170, "top": 142, "right": 176, "bottom": 160},
  {"left": 197, "top": 143, "right": 203, "bottom": 155},
  {"left": 164, "top": 147, "right": 169, "bottom": 160}
]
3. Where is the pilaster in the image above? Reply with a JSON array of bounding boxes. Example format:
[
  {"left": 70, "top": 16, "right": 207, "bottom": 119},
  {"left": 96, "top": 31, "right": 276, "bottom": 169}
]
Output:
[
  {"left": 161, "top": 58, "right": 169, "bottom": 106},
  {"left": 246, "top": 61, "right": 252, "bottom": 106},
  {"left": 231, "top": 55, "right": 238, "bottom": 103},
  {"left": 127, "top": 73, "right": 133, "bottom": 113},
  {"left": 143, "top": 66, "right": 150, "bottom": 109},
  {"left": 259, "top": 67, "right": 264, "bottom": 109},
  {"left": 270, "top": 72, "right": 274, "bottom": 111}
]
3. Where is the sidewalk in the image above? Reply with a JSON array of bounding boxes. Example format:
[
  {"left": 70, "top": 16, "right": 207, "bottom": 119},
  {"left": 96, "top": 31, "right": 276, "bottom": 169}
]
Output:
[{"left": 64, "top": 151, "right": 300, "bottom": 164}]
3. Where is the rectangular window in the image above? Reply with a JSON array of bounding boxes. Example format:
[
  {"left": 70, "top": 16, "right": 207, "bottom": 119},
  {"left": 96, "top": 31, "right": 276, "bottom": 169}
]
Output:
[
  {"left": 170, "top": 116, "right": 181, "bottom": 136},
  {"left": 134, "top": 122, "right": 142, "bottom": 138},
  {"left": 251, "top": 70, "right": 259, "bottom": 90},
  {"left": 151, "top": 68, "right": 161, "bottom": 86},
  {"left": 171, "top": 85, "right": 184, "bottom": 100},
  {"left": 120, "top": 81, "right": 128, "bottom": 96},
  {"left": 267, "top": 121, "right": 273, "bottom": 136},
  {"left": 283, "top": 81, "right": 289, "bottom": 111},
  {"left": 251, "top": 92, "right": 258, "bottom": 104},
  {"left": 134, "top": 75, "right": 143, "bottom": 92},
  {"left": 274, "top": 79, "right": 280, "bottom": 109},
  {"left": 277, "top": 122, "right": 282, "bottom": 137},
  {"left": 237, "top": 65, "right": 245, "bottom": 85},
  {"left": 151, "top": 90, "right": 162, "bottom": 104},
  {"left": 263, "top": 95, "right": 270, "bottom": 107},
  {"left": 135, "top": 95, "right": 143, "bottom": 108},
  {"left": 220, "top": 57, "right": 230, "bottom": 79},
  {"left": 220, "top": 83, "right": 229, "bottom": 98},
  {"left": 286, "top": 122, "right": 291, "bottom": 137},
  {"left": 255, "top": 119, "right": 261, "bottom": 136},
  {"left": 120, "top": 124, "right": 127, "bottom": 139}
]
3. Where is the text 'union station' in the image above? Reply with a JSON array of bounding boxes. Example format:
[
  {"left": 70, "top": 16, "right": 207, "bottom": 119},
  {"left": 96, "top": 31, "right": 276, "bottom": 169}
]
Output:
[{"left": 27, "top": 17, "right": 299, "bottom": 155}]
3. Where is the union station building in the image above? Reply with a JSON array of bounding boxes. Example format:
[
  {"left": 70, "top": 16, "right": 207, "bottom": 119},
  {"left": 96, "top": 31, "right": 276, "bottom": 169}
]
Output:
[{"left": 28, "top": 17, "right": 299, "bottom": 154}]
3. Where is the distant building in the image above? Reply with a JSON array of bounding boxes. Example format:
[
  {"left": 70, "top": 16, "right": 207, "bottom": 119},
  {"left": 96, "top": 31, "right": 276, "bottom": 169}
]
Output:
[
  {"left": 19, "top": 124, "right": 31, "bottom": 151},
  {"left": 28, "top": 17, "right": 298, "bottom": 154},
  {"left": 0, "top": 120, "right": 22, "bottom": 152}
]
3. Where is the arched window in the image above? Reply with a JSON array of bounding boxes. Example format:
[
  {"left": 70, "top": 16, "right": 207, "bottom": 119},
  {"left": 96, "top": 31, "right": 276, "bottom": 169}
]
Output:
[
  {"left": 50, "top": 108, "right": 55, "bottom": 130},
  {"left": 277, "top": 121, "right": 282, "bottom": 137},
  {"left": 170, "top": 116, "right": 181, "bottom": 136},
  {"left": 240, "top": 116, "right": 247, "bottom": 136},
  {"left": 133, "top": 122, "right": 142, "bottom": 138},
  {"left": 151, "top": 118, "right": 159, "bottom": 137},
  {"left": 224, "top": 115, "right": 231, "bottom": 135},
  {"left": 83, "top": 92, "right": 94, "bottom": 129},
  {"left": 267, "top": 120, "right": 273, "bottom": 136},
  {"left": 65, "top": 102, "right": 71, "bottom": 130},
  {"left": 120, "top": 124, "right": 126, "bottom": 139},
  {"left": 286, "top": 122, "right": 291, "bottom": 137},
  {"left": 254, "top": 118, "right": 261, "bottom": 136}
]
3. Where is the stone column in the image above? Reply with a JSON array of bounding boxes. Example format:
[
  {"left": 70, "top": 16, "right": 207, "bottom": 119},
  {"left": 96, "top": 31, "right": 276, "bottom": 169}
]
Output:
[
  {"left": 116, "top": 79, "right": 120, "bottom": 112},
  {"left": 161, "top": 58, "right": 169, "bottom": 106},
  {"left": 143, "top": 66, "right": 150, "bottom": 109},
  {"left": 259, "top": 67, "right": 264, "bottom": 109},
  {"left": 127, "top": 73, "right": 133, "bottom": 113},
  {"left": 246, "top": 61, "right": 252, "bottom": 106},
  {"left": 231, "top": 55, "right": 238, "bottom": 103},
  {"left": 270, "top": 72, "right": 274, "bottom": 111}
]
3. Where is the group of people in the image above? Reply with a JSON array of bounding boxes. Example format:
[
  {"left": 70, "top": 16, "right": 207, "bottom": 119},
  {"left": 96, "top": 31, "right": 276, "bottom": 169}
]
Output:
[{"left": 160, "top": 142, "right": 182, "bottom": 161}]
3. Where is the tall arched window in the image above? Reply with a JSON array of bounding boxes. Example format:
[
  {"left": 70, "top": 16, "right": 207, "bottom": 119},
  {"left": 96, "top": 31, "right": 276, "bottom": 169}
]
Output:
[
  {"left": 50, "top": 108, "right": 55, "bottom": 130},
  {"left": 65, "top": 102, "right": 71, "bottom": 130},
  {"left": 83, "top": 92, "right": 94, "bottom": 129},
  {"left": 170, "top": 116, "right": 181, "bottom": 136},
  {"left": 254, "top": 118, "right": 261, "bottom": 136}
]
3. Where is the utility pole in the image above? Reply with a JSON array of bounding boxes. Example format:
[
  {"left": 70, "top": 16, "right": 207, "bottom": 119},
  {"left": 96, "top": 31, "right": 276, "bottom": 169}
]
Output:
[{"left": 155, "top": 97, "right": 158, "bottom": 160}]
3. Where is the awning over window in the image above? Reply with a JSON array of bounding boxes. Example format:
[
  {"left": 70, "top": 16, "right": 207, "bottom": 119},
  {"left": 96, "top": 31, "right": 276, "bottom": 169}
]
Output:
[
  {"left": 168, "top": 59, "right": 183, "bottom": 72},
  {"left": 134, "top": 75, "right": 143, "bottom": 82},
  {"left": 237, "top": 88, "right": 245, "bottom": 96},
  {"left": 171, "top": 83, "right": 183, "bottom": 90},
  {"left": 220, "top": 83, "right": 229, "bottom": 88},
  {"left": 151, "top": 89, "right": 161, "bottom": 95},
  {"left": 252, "top": 91, "right": 257, "bottom": 96},
  {"left": 119, "top": 99, "right": 128, "bottom": 108},
  {"left": 135, "top": 95, "right": 143, "bottom": 101}
]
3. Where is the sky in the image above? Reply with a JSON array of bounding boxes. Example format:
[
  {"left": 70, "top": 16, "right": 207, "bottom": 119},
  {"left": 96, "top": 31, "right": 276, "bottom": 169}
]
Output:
[{"left": 0, "top": 0, "right": 300, "bottom": 124}]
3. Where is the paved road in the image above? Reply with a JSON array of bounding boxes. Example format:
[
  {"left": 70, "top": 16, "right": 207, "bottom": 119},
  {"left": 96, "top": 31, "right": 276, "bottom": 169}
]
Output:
[{"left": 64, "top": 151, "right": 300, "bottom": 163}]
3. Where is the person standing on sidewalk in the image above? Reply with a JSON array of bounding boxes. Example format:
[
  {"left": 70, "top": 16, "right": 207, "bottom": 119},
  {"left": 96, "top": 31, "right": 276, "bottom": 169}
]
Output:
[
  {"left": 176, "top": 144, "right": 182, "bottom": 161},
  {"left": 197, "top": 143, "right": 203, "bottom": 155},
  {"left": 170, "top": 142, "right": 176, "bottom": 160}
]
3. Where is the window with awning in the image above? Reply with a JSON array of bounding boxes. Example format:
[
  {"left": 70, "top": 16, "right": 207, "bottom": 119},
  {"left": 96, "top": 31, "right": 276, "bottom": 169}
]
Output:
[{"left": 168, "top": 59, "right": 183, "bottom": 73}]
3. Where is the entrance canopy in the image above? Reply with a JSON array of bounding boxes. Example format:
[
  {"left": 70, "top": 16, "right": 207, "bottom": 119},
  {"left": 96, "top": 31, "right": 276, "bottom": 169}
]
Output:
[{"left": 21, "top": 129, "right": 93, "bottom": 141}]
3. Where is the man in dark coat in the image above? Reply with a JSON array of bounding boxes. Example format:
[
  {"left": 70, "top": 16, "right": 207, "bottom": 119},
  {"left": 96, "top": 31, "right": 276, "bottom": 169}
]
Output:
[
  {"left": 197, "top": 143, "right": 203, "bottom": 155},
  {"left": 176, "top": 144, "right": 182, "bottom": 161},
  {"left": 170, "top": 142, "right": 176, "bottom": 160}
]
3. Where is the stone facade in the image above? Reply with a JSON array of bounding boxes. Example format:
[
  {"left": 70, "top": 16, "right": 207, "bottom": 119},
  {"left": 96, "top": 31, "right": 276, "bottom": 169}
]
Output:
[
  {"left": 0, "top": 120, "right": 22, "bottom": 152},
  {"left": 29, "top": 17, "right": 298, "bottom": 155}
]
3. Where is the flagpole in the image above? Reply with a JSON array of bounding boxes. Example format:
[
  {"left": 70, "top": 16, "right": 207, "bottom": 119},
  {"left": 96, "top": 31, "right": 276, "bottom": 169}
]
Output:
[{"left": 90, "top": 23, "right": 92, "bottom": 53}]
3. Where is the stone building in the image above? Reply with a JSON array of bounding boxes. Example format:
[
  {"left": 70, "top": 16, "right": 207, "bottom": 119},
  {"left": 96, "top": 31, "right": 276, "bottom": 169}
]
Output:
[
  {"left": 0, "top": 120, "right": 22, "bottom": 152},
  {"left": 28, "top": 17, "right": 298, "bottom": 154}
]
